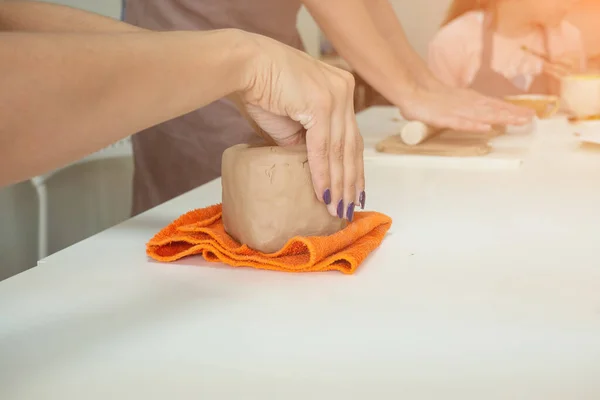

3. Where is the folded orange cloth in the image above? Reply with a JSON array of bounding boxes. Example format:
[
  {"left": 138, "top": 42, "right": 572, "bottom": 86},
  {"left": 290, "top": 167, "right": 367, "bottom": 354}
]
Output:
[{"left": 146, "top": 204, "right": 392, "bottom": 274}]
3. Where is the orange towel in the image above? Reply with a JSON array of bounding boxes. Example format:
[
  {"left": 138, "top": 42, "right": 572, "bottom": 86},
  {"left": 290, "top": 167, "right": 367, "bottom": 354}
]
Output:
[{"left": 146, "top": 204, "right": 392, "bottom": 274}]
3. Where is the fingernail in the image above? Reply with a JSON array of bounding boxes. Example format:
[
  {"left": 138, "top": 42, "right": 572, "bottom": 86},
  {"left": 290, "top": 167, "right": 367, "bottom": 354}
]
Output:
[
  {"left": 323, "top": 189, "right": 331, "bottom": 205},
  {"left": 347, "top": 202, "right": 355, "bottom": 222},
  {"left": 336, "top": 200, "right": 344, "bottom": 219},
  {"left": 359, "top": 191, "right": 366, "bottom": 209}
]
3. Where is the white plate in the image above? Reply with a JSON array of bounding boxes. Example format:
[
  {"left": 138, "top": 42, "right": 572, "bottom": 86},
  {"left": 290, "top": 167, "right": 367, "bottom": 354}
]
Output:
[{"left": 572, "top": 120, "right": 600, "bottom": 144}]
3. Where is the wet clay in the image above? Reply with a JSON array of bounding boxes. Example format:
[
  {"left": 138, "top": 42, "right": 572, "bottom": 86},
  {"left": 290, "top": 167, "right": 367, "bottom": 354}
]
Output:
[{"left": 222, "top": 144, "right": 347, "bottom": 253}]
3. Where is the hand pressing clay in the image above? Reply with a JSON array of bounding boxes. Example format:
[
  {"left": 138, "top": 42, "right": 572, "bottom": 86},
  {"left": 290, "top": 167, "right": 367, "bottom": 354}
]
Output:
[{"left": 222, "top": 144, "right": 347, "bottom": 253}]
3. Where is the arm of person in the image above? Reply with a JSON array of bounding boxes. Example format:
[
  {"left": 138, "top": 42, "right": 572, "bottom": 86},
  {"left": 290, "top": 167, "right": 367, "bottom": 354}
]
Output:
[
  {"left": 0, "top": 0, "right": 141, "bottom": 32},
  {"left": 302, "top": 0, "right": 533, "bottom": 131},
  {"left": 362, "top": 0, "right": 439, "bottom": 86},
  {"left": 0, "top": 5, "right": 364, "bottom": 219},
  {"left": 301, "top": 0, "right": 416, "bottom": 108},
  {"left": 0, "top": 29, "right": 251, "bottom": 186}
]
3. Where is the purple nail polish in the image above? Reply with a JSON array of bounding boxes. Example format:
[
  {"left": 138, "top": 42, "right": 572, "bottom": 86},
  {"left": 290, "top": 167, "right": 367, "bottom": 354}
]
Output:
[
  {"left": 323, "top": 189, "right": 331, "bottom": 205},
  {"left": 347, "top": 202, "right": 355, "bottom": 222},
  {"left": 336, "top": 200, "right": 344, "bottom": 219},
  {"left": 359, "top": 191, "right": 366, "bottom": 209}
]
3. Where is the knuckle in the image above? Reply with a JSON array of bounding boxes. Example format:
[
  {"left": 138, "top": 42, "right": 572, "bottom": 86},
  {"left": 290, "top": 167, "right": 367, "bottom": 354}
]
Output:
[
  {"left": 308, "top": 140, "right": 329, "bottom": 161},
  {"left": 345, "top": 134, "right": 357, "bottom": 152},
  {"left": 329, "top": 74, "right": 348, "bottom": 94},
  {"left": 340, "top": 70, "right": 355, "bottom": 90},
  {"left": 336, "top": 74, "right": 350, "bottom": 93},
  {"left": 345, "top": 178, "right": 357, "bottom": 192},
  {"left": 313, "top": 90, "right": 333, "bottom": 111},
  {"left": 330, "top": 141, "right": 344, "bottom": 162}
]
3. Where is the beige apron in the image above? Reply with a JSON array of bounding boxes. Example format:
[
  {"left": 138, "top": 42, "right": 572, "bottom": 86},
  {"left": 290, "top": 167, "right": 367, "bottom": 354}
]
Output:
[
  {"left": 124, "top": 0, "right": 303, "bottom": 215},
  {"left": 469, "top": 14, "right": 551, "bottom": 97}
]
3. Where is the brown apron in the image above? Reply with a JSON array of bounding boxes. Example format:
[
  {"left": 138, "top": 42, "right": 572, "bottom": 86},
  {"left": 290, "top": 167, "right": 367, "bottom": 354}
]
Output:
[
  {"left": 469, "top": 14, "right": 551, "bottom": 97},
  {"left": 124, "top": 0, "right": 303, "bottom": 215}
]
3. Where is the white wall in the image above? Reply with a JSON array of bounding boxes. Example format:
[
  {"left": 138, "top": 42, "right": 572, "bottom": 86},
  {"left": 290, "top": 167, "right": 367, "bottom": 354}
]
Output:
[
  {"left": 36, "top": 0, "right": 122, "bottom": 19},
  {"left": 297, "top": 0, "right": 451, "bottom": 58},
  {"left": 0, "top": 0, "right": 451, "bottom": 281}
]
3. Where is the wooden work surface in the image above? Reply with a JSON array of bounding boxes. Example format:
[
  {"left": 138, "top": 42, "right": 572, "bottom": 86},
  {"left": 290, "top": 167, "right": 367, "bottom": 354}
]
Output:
[{"left": 376, "top": 129, "right": 502, "bottom": 157}]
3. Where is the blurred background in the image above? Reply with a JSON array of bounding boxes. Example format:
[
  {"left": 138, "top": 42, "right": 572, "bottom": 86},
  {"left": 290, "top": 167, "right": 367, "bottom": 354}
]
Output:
[
  {"left": 0, "top": 0, "right": 451, "bottom": 281},
  {"left": 10, "top": 0, "right": 600, "bottom": 280}
]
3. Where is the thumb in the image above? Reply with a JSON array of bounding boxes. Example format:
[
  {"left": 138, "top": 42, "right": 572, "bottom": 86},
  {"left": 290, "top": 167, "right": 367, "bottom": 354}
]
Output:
[{"left": 244, "top": 104, "right": 305, "bottom": 146}]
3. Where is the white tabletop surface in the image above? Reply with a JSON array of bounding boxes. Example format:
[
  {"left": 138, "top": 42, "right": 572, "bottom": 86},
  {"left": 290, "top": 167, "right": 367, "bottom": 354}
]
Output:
[{"left": 2, "top": 107, "right": 600, "bottom": 399}]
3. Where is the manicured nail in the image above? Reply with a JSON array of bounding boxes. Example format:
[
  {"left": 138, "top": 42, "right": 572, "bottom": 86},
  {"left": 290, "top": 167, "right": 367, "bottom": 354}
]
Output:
[
  {"left": 359, "top": 191, "right": 366, "bottom": 209},
  {"left": 336, "top": 199, "right": 344, "bottom": 219},
  {"left": 347, "top": 202, "right": 355, "bottom": 222},
  {"left": 323, "top": 189, "right": 331, "bottom": 205}
]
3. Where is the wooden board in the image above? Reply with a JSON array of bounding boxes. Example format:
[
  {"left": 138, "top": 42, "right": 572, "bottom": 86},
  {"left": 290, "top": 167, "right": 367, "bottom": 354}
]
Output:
[{"left": 375, "top": 129, "right": 499, "bottom": 157}]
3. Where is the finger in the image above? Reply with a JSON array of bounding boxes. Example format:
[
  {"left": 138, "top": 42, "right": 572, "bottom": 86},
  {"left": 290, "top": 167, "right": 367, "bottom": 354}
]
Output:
[
  {"left": 355, "top": 129, "right": 366, "bottom": 211},
  {"left": 429, "top": 112, "right": 492, "bottom": 132},
  {"left": 547, "top": 58, "right": 575, "bottom": 74},
  {"left": 327, "top": 78, "right": 347, "bottom": 220},
  {"left": 449, "top": 118, "right": 491, "bottom": 132},
  {"left": 342, "top": 130, "right": 357, "bottom": 221},
  {"left": 463, "top": 97, "right": 534, "bottom": 126},
  {"left": 329, "top": 68, "right": 365, "bottom": 215},
  {"left": 468, "top": 90, "right": 533, "bottom": 115},
  {"left": 553, "top": 65, "right": 570, "bottom": 77},
  {"left": 303, "top": 96, "right": 332, "bottom": 208},
  {"left": 340, "top": 72, "right": 358, "bottom": 221},
  {"left": 492, "top": 102, "right": 535, "bottom": 125}
]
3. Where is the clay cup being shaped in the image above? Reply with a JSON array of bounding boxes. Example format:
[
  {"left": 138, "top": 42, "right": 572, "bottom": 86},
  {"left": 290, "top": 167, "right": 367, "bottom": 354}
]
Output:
[{"left": 221, "top": 144, "right": 347, "bottom": 253}]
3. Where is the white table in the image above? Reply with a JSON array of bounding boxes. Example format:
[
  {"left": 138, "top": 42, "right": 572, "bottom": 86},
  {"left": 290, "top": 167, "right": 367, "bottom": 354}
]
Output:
[{"left": 2, "top": 107, "right": 600, "bottom": 399}]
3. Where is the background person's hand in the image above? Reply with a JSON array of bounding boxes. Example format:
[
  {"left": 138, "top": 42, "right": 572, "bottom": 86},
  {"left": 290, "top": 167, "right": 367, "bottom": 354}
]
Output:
[
  {"left": 543, "top": 52, "right": 582, "bottom": 94},
  {"left": 544, "top": 52, "right": 582, "bottom": 76},
  {"left": 396, "top": 79, "right": 535, "bottom": 132},
  {"left": 235, "top": 32, "right": 365, "bottom": 221}
]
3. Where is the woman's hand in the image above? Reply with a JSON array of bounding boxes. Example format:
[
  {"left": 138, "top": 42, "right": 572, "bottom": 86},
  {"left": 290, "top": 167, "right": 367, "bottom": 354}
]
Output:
[
  {"left": 237, "top": 32, "right": 365, "bottom": 220},
  {"left": 543, "top": 53, "right": 582, "bottom": 94},
  {"left": 396, "top": 79, "right": 535, "bottom": 132}
]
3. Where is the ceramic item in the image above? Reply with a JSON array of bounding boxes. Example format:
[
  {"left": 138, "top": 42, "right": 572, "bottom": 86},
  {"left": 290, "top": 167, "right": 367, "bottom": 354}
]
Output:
[
  {"left": 504, "top": 94, "right": 559, "bottom": 119},
  {"left": 560, "top": 74, "right": 600, "bottom": 118},
  {"left": 221, "top": 144, "right": 346, "bottom": 253}
]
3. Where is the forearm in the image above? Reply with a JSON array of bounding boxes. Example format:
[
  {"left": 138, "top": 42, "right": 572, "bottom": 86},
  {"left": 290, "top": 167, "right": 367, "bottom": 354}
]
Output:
[
  {"left": 0, "top": 1, "right": 141, "bottom": 32},
  {"left": 365, "top": 0, "right": 437, "bottom": 85},
  {"left": 302, "top": 0, "right": 417, "bottom": 105},
  {"left": 0, "top": 29, "right": 253, "bottom": 186}
]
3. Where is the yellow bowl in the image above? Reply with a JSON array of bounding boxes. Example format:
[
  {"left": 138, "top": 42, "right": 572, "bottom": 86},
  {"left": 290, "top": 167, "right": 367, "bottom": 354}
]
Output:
[{"left": 504, "top": 94, "right": 559, "bottom": 119}]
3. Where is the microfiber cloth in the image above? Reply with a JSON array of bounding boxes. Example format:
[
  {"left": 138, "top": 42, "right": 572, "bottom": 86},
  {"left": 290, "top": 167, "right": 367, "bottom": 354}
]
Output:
[{"left": 146, "top": 204, "right": 392, "bottom": 274}]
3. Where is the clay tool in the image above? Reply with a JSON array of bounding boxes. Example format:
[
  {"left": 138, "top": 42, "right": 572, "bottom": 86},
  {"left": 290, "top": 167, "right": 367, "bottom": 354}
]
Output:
[{"left": 399, "top": 121, "right": 443, "bottom": 145}]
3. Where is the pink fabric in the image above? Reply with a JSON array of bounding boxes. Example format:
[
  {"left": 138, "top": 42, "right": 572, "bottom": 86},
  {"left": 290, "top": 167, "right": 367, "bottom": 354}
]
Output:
[{"left": 428, "top": 11, "right": 584, "bottom": 89}]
